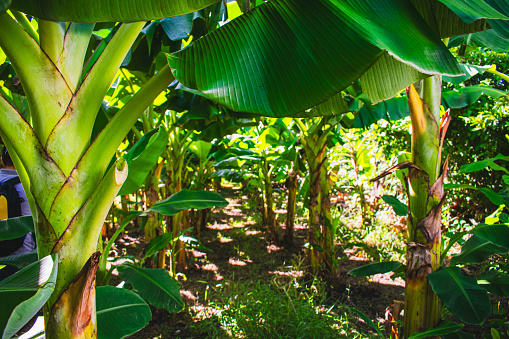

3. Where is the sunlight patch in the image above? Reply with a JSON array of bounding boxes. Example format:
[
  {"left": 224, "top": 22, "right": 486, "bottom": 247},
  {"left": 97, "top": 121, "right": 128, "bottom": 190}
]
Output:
[
  {"left": 225, "top": 208, "right": 244, "bottom": 217},
  {"left": 269, "top": 270, "right": 303, "bottom": 278},
  {"left": 180, "top": 290, "right": 198, "bottom": 300},
  {"left": 208, "top": 223, "right": 233, "bottom": 230},
  {"left": 370, "top": 273, "right": 405, "bottom": 287},
  {"left": 202, "top": 263, "right": 218, "bottom": 271},
  {"left": 192, "top": 250, "right": 206, "bottom": 258},
  {"left": 266, "top": 244, "right": 282, "bottom": 253},
  {"left": 117, "top": 234, "right": 142, "bottom": 247},
  {"left": 228, "top": 258, "right": 248, "bottom": 266}
]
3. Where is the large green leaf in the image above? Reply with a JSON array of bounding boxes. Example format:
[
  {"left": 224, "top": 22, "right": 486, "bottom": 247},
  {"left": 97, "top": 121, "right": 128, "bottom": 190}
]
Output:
[
  {"left": 451, "top": 234, "right": 508, "bottom": 265},
  {"left": 0, "top": 216, "right": 34, "bottom": 241},
  {"left": 160, "top": 13, "right": 196, "bottom": 41},
  {"left": 408, "top": 321, "right": 464, "bottom": 339},
  {"left": 428, "top": 267, "right": 491, "bottom": 324},
  {"left": 413, "top": 0, "right": 489, "bottom": 38},
  {"left": 478, "top": 187, "right": 506, "bottom": 205},
  {"left": 351, "top": 95, "right": 409, "bottom": 129},
  {"left": 168, "top": 0, "right": 461, "bottom": 118},
  {"left": 437, "top": 0, "right": 509, "bottom": 23},
  {"left": 149, "top": 189, "right": 228, "bottom": 215},
  {"left": 473, "top": 223, "right": 509, "bottom": 249},
  {"left": 119, "top": 126, "right": 169, "bottom": 196},
  {"left": 143, "top": 233, "right": 173, "bottom": 261},
  {"left": 116, "top": 263, "right": 184, "bottom": 313},
  {"left": 449, "top": 29, "right": 509, "bottom": 52},
  {"left": 441, "top": 85, "right": 507, "bottom": 109},
  {"left": 487, "top": 18, "right": 509, "bottom": 36},
  {"left": 361, "top": 52, "right": 427, "bottom": 104},
  {"left": 459, "top": 154, "right": 509, "bottom": 174},
  {"left": 0, "top": 251, "right": 37, "bottom": 269},
  {"left": 9, "top": 0, "right": 221, "bottom": 22},
  {"left": 348, "top": 261, "right": 403, "bottom": 277},
  {"left": 0, "top": 254, "right": 57, "bottom": 339},
  {"left": 96, "top": 286, "right": 151, "bottom": 339},
  {"left": 305, "top": 91, "right": 350, "bottom": 118},
  {"left": 189, "top": 140, "right": 212, "bottom": 163}
]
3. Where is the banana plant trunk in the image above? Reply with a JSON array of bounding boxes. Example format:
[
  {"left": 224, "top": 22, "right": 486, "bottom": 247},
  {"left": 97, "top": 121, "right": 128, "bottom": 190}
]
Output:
[
  {"left": 164, "top": 115, "right": 194, "bottom": 274},
  {"left": 301, "top": 131, "right": 334, "bottom": 278},
  {"left": 144, "top": 162, "right": 164, "bottom": 244},
  {"left": 261, "top": 157, "right": 278, "bottom": 241},
  {"left": 144, "top": 162, "right": 164, "bottom": 268},
  {"left": 165, "top": 154, "right": 185, "bottom": 273},
  {"left": 357, "top": 180, "right": 370, "bottom": 225},
  {"left": 284, "top": 165, "right": 298, "bottom": 245},
  {"left": 0, "top": 13, "right": 176, "bottom": 338},
  {"left": 403, "top": 77, "right": 449, "bottom": 337}
]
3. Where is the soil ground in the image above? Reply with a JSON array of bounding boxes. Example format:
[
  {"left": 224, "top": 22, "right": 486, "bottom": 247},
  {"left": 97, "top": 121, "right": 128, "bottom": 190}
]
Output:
[{"left": 111, "top": 185, "right": 407, "bottom": 338}]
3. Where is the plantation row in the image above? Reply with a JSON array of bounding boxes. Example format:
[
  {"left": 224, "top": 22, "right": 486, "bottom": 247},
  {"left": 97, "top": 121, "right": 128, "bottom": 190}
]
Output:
[{"left": 0, "top": 1, "right": 509, "bottom": 338}]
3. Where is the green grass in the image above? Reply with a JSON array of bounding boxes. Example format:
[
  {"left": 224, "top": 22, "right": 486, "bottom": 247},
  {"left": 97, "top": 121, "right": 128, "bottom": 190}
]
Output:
[{"left": 191, "top": 279, "right": 379, "bottom": 338}]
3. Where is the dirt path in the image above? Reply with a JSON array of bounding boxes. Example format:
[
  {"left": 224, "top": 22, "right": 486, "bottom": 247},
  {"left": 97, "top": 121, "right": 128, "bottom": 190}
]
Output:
[{"left": 122, "top": 186, "right": 405, "bottom": 338}]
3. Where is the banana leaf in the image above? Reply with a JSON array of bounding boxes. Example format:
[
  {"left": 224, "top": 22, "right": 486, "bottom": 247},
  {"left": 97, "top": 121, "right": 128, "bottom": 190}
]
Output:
[
  {"left": 96, "top": 286, "right": 151, "bottom": 339},
  {"left": 168, "top": 0, "right": 462, "bottom": 118},
  {"left": 8, "top": 0, "right": 221, "bottom": 22},
  {"left": 428, "top": 267, "right": 491, "bottom": 325},
  {"left": 116, "top": 263, "right": 184, "bottom": 313},
  {"left": 0, "top": 255, "right": 57, "bottom": 339}
]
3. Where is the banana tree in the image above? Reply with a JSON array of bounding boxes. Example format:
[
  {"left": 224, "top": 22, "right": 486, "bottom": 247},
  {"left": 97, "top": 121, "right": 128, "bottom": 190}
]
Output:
[
  {"left": 0, "top": 1, "right": 223, "bottom": 337},
  {"left": 294, "top": 116, "right": 344, "bottom": 278},
  {"left": 172, "top": 1, "right": 505, "bottom": 336},
  {"left": 188, "top": 140, "right": 216, "bottom": 239},
  {"left": 333, "top": 129, "right": 374, "bottom": 225},
  {"left": 162, "top": 94, "right": 260, "bottom": 267},
  {"left": 213, "top": 124, "right": 290, "bottom": 240},
  {"left": 273, "top": 119, "right": 305, "bottom": 245},
  {"left": 162, "top": 109, "right": 195, "bottom": 272},
  {"left": 253, "top": 121, "right": 292, "bottom": 241},
  {"left": 167, "top": 2, "right": 506, "bottom": 336},
  {"left": 0, "top": 0, "right": 502, "bottom": 337},
  {"left": 164, "top": 0, "right": 482, "bottom": 285}
]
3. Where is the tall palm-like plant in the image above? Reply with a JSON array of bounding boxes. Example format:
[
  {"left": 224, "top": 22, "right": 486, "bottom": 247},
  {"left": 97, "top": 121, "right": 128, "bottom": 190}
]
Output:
[
  {"left": 170, "top": 2, "right": 509, "bottom": 336},
  {"left": 294, "top": 117, "right": 342, "bottom": 277},
  {"left": 0, "top": 2, "right": 219, "bottom": 337},
  {"left": 405, "top": 77, "right": 448, "bottom": 335},
  {"left": 1, "top": 0, "right": 504, "bottom": 337}
]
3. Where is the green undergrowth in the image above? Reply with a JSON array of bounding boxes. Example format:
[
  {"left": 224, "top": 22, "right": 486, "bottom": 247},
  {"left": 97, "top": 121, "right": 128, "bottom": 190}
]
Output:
[
  {"left": 331, "top": 203, "right": 406, "bottom": 263},
  {"left": 190, "top": 278, "right": 379, "bottom": 338}
]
